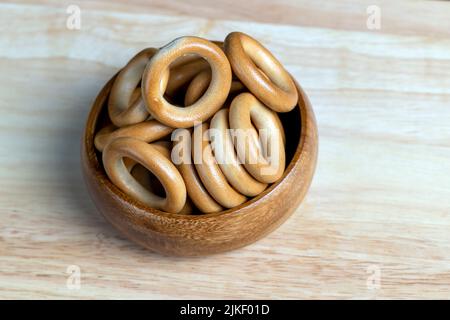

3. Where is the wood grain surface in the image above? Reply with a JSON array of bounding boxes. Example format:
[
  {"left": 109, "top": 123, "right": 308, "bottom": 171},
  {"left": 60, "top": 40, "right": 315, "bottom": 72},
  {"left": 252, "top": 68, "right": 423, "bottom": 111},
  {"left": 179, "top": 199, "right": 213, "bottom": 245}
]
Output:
[{"left": 1, "top": 0, "right": 450, "bottom": 299}]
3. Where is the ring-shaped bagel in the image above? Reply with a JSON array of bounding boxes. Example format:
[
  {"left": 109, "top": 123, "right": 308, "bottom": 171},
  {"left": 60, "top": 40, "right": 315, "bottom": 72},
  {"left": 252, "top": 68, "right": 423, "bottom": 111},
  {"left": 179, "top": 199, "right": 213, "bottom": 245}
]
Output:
[
  {"left": 224, "top": 32, "right": 298, "bottom": 112},
  {"left": 229, "top": 93, "right": 286, "bottom": 184},
  {"left": 210, "top": 109, "right": 267, "bottom": 196},
  {"left": 102, "top": 137, "right": 186, "bottom": 213},
  {"left": 108, "top": 48, "right": 157, "bottom": 127},
  {"left": 142, "top": 37, "right": 232, "bottom": 128}
]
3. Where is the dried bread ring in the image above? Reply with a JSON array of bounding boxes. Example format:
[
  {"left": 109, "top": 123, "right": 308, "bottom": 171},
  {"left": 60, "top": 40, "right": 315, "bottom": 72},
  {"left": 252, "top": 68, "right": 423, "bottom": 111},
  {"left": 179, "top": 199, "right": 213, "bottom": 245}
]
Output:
[
  {"left": 108, "top": 48, "right": 156, "bottom": 127},
  {"left": 209, "top": 109, "right": 267, "bottom": 196},
  {"left": 142, "top": 37, "right": 232, "bottom": 128},
  {"left": 224, "top": 32, "right": 298, "bottom": 112},
  {"left": 102, "top": 137, "right": 186, "bottom": 213},
  {"left": 229, "top": 92, "right": 286, "bottom": 183}
]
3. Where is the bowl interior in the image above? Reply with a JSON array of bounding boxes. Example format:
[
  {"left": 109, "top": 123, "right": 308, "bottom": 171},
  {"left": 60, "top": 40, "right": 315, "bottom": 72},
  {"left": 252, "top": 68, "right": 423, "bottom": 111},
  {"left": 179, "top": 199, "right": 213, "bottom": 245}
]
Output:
[{"left": 87, "top": 77, "right": 303, "bottom": 218}]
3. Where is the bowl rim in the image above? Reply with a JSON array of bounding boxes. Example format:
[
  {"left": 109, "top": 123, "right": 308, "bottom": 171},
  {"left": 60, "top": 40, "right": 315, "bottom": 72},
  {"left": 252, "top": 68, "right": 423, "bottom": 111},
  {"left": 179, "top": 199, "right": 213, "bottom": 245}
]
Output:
[{"left": 83, "top": 75, "right": 314, "bottom": 221}]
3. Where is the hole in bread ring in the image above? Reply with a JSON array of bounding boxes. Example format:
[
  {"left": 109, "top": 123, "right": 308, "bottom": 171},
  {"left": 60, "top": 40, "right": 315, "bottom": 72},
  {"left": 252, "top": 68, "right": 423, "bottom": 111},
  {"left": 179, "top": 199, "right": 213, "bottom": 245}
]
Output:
[
  {"left": 184, "top": 69, "right": 245, "bottom": 107},
  {"left": 165, "top": 58, "right": 210, "bottom": 98}
]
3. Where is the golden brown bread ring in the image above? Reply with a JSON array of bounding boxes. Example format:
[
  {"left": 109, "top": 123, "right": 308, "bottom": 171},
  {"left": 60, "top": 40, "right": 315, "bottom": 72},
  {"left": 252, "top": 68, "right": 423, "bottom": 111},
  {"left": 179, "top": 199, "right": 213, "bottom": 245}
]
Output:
[
  {"left": 193, "top": 123, "right": 247, "bottom": 208},
  {"left": 142, "top": 36, "right": 232, "bottom": 128},
  {"left": 94, "top": 119, "right": 173, "bottom": 152},
  {"left": 102, "top": 137, "right": 186, "bottom": 213},
  {"left": 229, "top": 92, "right": 286, "bottom": 184},
  {"left": 209, "top": 108, "right": 267, "bottom": 196},
  {"left": 224, "top": 32, "right": 298, "bottom": 112},
  {"left": 108, "top": 48, "right": 157, "bottom": 127},
  {"left": 171, "top": 129, "right": 223, "bottom": 213}
]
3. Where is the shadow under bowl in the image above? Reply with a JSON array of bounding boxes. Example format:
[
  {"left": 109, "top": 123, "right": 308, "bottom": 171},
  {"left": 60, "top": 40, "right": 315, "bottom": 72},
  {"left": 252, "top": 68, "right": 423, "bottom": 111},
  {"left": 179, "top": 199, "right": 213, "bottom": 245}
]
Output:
[{"left": 81, "top": 75, "right": 318, "bottom": 256}]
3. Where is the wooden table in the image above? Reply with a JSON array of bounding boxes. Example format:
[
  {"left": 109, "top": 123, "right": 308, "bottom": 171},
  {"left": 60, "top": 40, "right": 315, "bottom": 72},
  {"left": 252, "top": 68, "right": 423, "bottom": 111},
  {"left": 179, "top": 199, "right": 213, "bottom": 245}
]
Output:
[{"left": 1, "top": 0, "right": 450, "bottom": 299}]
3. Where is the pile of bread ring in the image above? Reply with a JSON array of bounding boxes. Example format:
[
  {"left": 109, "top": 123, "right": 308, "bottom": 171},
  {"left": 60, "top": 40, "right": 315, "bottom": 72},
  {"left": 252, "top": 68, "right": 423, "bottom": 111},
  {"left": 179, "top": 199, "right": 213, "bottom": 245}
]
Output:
[{"left": 94, "top": 32, "right": 299, "bottom": 214}]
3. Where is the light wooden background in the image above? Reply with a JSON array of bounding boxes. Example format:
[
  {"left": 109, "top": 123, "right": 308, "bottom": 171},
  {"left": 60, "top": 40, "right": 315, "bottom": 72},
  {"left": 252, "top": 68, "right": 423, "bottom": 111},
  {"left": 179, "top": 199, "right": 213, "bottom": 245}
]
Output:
[{"left": 1, "top": 0, "right": 450, "bottom": 299}]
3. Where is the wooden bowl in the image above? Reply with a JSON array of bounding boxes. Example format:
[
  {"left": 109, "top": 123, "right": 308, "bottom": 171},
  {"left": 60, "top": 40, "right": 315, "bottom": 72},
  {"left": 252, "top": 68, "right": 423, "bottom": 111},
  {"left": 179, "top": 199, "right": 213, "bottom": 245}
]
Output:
[{"left": 81, "top": 75, "right": 318, "bottom": 256}]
